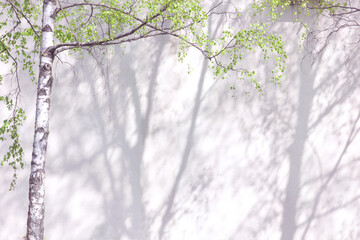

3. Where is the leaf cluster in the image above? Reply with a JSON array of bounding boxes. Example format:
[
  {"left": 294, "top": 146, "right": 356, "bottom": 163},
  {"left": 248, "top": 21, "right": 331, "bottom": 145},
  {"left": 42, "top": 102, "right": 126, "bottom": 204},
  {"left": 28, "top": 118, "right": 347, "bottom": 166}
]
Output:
[
  {"left": 0, "top": 0, "right": 40, "bottom": 189},
  {"left": 0, "top": 96, "right": 26, "bottom": 190}
]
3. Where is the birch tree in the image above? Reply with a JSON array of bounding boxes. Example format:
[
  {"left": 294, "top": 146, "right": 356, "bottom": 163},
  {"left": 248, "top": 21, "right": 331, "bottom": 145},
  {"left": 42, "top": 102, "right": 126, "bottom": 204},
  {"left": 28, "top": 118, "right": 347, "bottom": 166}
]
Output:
[{"left": 0, "top": 0, "right": 289, "bottom": 239}]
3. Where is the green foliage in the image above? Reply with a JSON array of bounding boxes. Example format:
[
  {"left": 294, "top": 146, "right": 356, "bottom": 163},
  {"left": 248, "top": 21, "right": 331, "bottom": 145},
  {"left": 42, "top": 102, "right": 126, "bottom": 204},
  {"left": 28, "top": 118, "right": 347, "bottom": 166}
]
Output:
[
  {"left": 1, "top": 0, "right": 41, "bottom": 189},
  {"left": 206, "top": 23, "right": 287, "bottom": 91},
  {"left": 251, "top": 0, "right": 348, "bottom": 30},
  {"left": 54, "top": 0, "right": 208, "bottom": 46},
  {"left": 251, "top": 0, "right": 313, "bottom": 51},
  {"left": 250, "top": 0, "right": 352, "bottom": 60},
  {"left": 163, "top": 1, "right": 286, "bottom": 91},
  {"left": 53, "top": 0, "right": 286, "bottom": 91},
  {"left": 0, "top": 96, "right": 26, "bottom": 190},
  {"left": 0, "top": 0, "right": 40, "bottom": 82}
]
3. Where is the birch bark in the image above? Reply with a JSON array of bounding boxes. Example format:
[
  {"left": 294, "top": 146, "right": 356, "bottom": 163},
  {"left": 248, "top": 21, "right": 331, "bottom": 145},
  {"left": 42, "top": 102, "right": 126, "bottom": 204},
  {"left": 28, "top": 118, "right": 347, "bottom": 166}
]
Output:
[{"left": 26, "top": 0, "right": 56, "bottom": 239}]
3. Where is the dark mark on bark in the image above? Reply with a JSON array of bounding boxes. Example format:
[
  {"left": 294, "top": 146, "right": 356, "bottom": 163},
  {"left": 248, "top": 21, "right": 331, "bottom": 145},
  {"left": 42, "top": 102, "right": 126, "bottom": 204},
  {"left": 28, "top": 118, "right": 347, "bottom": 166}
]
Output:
[
  {"left": 42, "top": 24, "right": 52, "bottom": 32},
  {"left": 37, "top": 127, "right": 45, "bottom": 133},
  {"left": 39, "top": 63, "right": 52, "bottom": 78},
  {"left": 42, "top": 49, "right": 54, "bottom": 58},
  {"left": 29, "top": 170, "right": 44, "bottom": 185},
  {"left": 38, "top": 89, "right": 47, "bottom": 96},
  {"left": 39, "top": 71, "right": 45, "bottom": 78},
  {"left": 51, "top": 11, "right": 57, "bottom": 19},
  {"left": 45, "top": 77, "right": 53, "bottom": 88},
  {"left": 42, "top": 63, "right": 51, "bottom": 71},
  {"left": 42, "top": 132, "right": 49, "bottom": 142},
  {"left": 41, "top": 143, "right": 48, "bottom": 152}
]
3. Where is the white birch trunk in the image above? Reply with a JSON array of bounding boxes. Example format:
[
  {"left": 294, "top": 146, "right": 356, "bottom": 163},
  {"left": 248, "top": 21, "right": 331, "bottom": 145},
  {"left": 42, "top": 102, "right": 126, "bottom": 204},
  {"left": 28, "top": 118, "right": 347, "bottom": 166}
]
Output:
[{"left": 26, "top": 0, "right": 56, "bottom": 239}]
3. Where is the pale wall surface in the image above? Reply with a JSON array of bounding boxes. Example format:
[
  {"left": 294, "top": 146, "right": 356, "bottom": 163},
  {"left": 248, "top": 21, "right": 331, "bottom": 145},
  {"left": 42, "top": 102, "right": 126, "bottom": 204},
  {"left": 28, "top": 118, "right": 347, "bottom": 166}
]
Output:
[{"left": 1, "top": 2, "right": 360, "bottom": 240}]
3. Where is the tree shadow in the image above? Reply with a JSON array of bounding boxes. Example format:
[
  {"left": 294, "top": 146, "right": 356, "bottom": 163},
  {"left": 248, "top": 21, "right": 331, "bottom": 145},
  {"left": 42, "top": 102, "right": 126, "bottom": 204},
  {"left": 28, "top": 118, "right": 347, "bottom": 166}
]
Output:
[
  {"left": 281, "top": 23, "right": 360, "bottom": 240},
  {"left": 44, "top": 36, "right": 168, "bottom": 240},
  {"left": 280, "top": 33, "right": 318, "bottom": 240},
  {"left": 157, "top": 43, "right": 209, "bottom": 240},
  {"left": 156, "top": 8, "right": 232, "bottom": 239},
  {"left": 229, "top": 17, "right": 360, "bottom": 240}
]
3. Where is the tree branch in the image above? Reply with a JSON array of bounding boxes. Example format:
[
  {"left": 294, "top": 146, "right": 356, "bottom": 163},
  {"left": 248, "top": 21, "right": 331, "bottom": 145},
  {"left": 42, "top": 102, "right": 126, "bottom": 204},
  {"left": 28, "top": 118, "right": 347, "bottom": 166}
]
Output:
[
  {"left": 5, "top": 0, "right": 40, "bottom": 39},
  {"left": 53, "top": 3, "right": 169, "bottom": 54}
]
